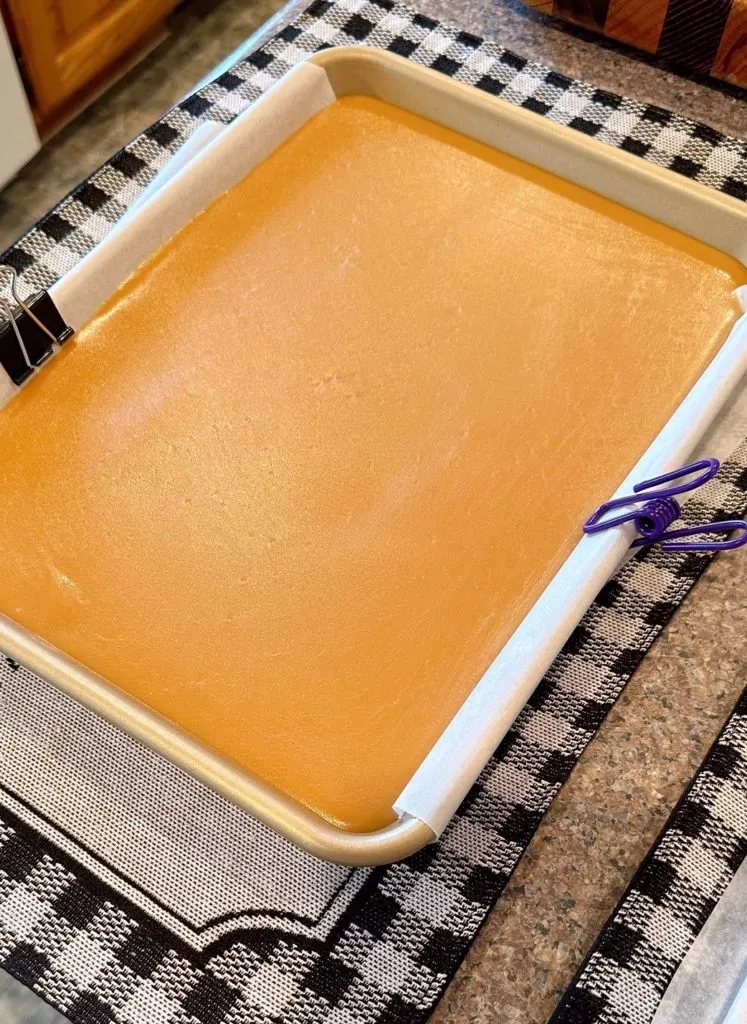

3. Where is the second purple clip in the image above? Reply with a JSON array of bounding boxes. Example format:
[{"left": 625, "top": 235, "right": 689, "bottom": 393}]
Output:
[{"left": 584, "top": 458, "right": 747, "bottom": 552}]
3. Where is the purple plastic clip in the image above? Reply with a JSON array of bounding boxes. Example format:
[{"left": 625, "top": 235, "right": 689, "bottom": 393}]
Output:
[{"left": 583, "top": 458, "right": 747, "bottom": 552}]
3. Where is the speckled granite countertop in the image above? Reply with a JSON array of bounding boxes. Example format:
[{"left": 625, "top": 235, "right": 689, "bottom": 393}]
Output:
[{"left": 0, "top": 1, "right": 745, "bottom": 1021}]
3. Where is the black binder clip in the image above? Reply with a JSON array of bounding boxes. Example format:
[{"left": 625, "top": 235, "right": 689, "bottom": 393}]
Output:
[{"left": 0, "top": 266, "right": 73, "bottom": 385}]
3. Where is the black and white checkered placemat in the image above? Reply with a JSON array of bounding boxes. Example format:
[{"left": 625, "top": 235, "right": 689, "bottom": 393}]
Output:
[{"left": 1, "top": 3, "right": 746, "bottom": 1023}]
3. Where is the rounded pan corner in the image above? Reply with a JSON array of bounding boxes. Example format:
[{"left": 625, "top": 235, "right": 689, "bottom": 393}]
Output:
[
  {"left": 268, "top": 811, "right": 437, "bottom": 867},
  {"left": 305, "top": 44, "right": 398, "bottom": 71},
  {"left": 303, "top": 45, "right": 438, "bottom": 100},
  {"left": 0, "top": 614, "right": 435, "bottom": 867}
]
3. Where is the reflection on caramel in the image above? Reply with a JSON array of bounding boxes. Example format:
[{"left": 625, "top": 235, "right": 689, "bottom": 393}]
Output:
[{"left": 0, "top": 97, "right": 744, "bottom": 832}]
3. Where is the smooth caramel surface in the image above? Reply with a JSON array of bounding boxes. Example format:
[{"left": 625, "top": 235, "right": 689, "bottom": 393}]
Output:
[{"left": 0, "top": 97, "right": 744, "bottom": 832}]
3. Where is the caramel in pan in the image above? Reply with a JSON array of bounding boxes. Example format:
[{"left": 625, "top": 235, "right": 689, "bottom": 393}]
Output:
[{"left": 0, "top": 96, "right": 744, "bottom": 831}]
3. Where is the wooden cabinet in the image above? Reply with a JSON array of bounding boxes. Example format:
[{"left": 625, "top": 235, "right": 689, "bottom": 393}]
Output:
[{"left": 5, "top": 0, "right": 178, "bottom": 127}]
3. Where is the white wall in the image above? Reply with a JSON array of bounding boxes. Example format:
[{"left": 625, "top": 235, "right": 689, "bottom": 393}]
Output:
[{"left": 0, "top": 16, "right": 39, "bottom": 191}]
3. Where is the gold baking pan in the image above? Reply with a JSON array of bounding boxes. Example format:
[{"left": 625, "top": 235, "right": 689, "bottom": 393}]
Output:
[{"left": 0, "top": 48, "right": 745, "bottom": 864}]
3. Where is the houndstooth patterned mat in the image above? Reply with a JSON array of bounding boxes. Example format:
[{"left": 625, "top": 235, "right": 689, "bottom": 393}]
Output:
[{"left": 1, "top": 3, "right": 746, "bottom": 1023}]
